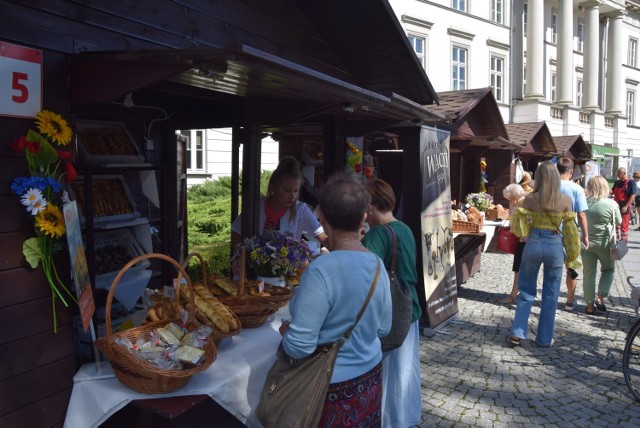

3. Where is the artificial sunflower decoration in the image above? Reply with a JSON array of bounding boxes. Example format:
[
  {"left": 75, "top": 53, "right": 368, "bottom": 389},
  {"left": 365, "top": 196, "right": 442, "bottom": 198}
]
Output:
[
  {"left": 35, "top": 110, "right": 73, "bottom": 146},
  {"left": 10, "top": 110, "right": 78, "bottom": 333}
]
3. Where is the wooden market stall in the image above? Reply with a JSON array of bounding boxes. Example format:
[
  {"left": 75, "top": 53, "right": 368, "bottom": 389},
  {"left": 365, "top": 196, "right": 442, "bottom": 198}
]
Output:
[
  {"left": 553, "top": 135, "right": 593, "bottom": 182},
  {"left": 427, "top": 87, "right": 520, "bottom": 207},
  {"left": 506, "top": 121, "right": 559, "bottom": 176},
  {"left": 0, "top": 1, "right": 440, "bottom": 426}
]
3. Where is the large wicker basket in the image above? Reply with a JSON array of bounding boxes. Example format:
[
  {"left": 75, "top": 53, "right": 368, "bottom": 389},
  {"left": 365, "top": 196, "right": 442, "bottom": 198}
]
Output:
[
  {"left": 95, "top": 253, "right": 217, "bottom": 394},
  {"left": 181, "top": 252, "right": 241, "bottom": 342},
  {"left": 219, "top": 247, "right": 280, "bottom": 328},
  {"left": 485, "top": 207, "right": 510, "bottom": 221}
]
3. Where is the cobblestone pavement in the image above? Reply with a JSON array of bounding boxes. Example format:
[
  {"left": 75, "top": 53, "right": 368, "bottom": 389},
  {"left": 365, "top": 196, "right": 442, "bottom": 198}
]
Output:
[{"left": 418, "top": 230, "right": 640, "bottom": 427}]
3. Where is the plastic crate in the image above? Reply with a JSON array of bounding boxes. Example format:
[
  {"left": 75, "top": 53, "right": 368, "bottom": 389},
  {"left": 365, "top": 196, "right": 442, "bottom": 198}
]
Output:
[
  {"left": 70, "top": 175, "right": 140, "bottom": 224},
  {"left": 76, "top": 120, "right": 144, "bottom": 164},
  {"left": 93, "top": 229, "right": 150, "bottom": 290}
]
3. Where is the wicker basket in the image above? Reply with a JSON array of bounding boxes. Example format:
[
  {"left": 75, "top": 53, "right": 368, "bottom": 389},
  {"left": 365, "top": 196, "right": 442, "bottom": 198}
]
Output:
[
  {"left": 95, "top": 253, "right": 217, "bottom": 394},
  {"left": 216, "top": 247, "right": 280, "bottom": 328},
  {"left": 485, "top": 207, "right": 510, "bottom": 221},
  {"left": 181, "top": 252, "right": 241, "bottom": 343},
  {"left": 452, "top": 220, "right": 481, "bottom": 233}
]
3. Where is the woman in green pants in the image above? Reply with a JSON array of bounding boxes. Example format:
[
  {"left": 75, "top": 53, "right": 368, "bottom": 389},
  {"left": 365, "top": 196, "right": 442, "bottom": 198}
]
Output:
[{"left": 582, "top": 176, "right": 622, "bottom": 315}]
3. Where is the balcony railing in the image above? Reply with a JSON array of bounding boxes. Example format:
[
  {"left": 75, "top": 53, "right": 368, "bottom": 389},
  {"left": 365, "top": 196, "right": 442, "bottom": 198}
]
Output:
[
  {"left": 550, "top": 106, "right": 564, "bottom": 119},
  {"left": 579, "top": 111, "right": 591, "bottom": 124},
  {"left": 605, "top": 116, "right": 614, "bottom": 127}
]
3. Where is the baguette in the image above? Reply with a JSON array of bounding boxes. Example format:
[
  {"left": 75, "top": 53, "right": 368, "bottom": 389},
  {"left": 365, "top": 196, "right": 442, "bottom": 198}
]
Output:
[
  {"left": 193, "top": 284, "right": 240, "bottom": 330},
  {"left": 180, "top": 285, "right": 238, "bottom": 332},
  {"left": 211, "top": 276, "right": 238, "bottom": 296}
]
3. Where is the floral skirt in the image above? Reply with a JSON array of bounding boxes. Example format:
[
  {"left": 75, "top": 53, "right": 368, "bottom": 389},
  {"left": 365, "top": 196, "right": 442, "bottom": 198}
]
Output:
[{"left": 318, "top": 362, "right": 382, "bottom": 428}]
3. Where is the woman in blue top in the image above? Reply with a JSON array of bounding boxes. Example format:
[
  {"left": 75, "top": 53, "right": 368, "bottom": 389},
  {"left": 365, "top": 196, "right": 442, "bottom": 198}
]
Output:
[
  {"left": 280, "top": 175, "right": 392, "bottom": 427},
  {"left": 362, "top": 179, "right": 422, "bottom": 428}
]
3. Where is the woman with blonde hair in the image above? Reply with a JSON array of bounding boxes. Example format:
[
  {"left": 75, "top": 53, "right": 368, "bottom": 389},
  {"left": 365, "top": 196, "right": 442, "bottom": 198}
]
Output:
[
  {"left": 508, "top": 161, "right": 581, "bottom": 347},
  {"left": 231, "top": 156, "right": 327, "bottom": 270},
  {"left": 582, "top": 175, "right": 622, "bottom": 314}
]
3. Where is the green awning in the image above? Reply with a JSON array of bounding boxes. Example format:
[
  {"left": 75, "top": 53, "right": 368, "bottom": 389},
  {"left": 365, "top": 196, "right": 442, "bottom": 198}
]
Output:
[{"left": 589, "top": 144, "right": 620, "bottom": 159}]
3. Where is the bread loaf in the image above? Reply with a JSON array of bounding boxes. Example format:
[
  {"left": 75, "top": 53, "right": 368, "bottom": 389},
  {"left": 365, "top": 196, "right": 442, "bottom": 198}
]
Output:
[
  {"left": 179, "top": 284, "right": 239, "bottom": 332},
  {"left": 193, "top": 284, "right": 240, "bottom": 330},
  {"left": 211, "top": 276, "right": 238, "bottom": 295}
]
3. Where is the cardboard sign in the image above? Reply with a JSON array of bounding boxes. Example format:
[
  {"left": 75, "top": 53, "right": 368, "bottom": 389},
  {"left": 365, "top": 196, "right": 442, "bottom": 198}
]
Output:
[{"left": 0, "top": 41, "right": 42, "bottom": 118}]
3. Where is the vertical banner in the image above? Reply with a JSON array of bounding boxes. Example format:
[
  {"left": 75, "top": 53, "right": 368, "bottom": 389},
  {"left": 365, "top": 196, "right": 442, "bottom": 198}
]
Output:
[
  {"left": 64, "top": 201, "right": 95, "bottom": 332},
  {"left": 419, "top": 127, "right": 458, "bottom": 329}
]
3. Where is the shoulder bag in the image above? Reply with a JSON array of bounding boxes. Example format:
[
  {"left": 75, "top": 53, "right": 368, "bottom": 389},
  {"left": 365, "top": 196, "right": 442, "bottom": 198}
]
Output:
[
  {"left": 610, "top": 200, "right": 628, "bottom": 260},
  {"left": 380, "top": 224, "right": 413, "bottom": 352},
  {"left": 256, "top": 258, "right": 381, "bottom": 428}
]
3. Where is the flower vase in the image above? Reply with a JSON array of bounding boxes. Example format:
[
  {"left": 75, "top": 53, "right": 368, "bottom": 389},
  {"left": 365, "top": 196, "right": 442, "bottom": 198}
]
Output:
[{"left": 257, "top": 275, "right": 287, "bottom": 288}]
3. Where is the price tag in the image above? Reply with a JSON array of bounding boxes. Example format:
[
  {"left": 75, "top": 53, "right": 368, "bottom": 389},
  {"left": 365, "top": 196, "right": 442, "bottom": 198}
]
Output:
[
  {"left": 0, "top": 41, "right": 42, "bottom": 118},
  {"left": 164, "top": 285, "right": 176, "bottom": 299}
]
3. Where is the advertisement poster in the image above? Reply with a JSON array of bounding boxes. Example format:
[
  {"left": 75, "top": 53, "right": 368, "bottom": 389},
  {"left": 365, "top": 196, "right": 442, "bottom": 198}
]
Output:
[
  {"left": 420, "top": 127, "right": 458, "bottom": 330},
  {"left": 64, "top": 201, "right": 95, "bottom": 332}
]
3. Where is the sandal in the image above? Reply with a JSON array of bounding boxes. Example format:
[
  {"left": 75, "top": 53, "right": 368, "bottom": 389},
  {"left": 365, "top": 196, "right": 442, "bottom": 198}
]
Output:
[
  {"left": 506, "top": 335, "right": 521, "bottom": 346},
  {"left": 594, "top": 300, "right": 607, "bottom": 312},
  {"left": 497, "top": 295, "right": 516, "bottom": 305},
  {"left": 585, "top": 305, "right": 596, "bottom": 315}
]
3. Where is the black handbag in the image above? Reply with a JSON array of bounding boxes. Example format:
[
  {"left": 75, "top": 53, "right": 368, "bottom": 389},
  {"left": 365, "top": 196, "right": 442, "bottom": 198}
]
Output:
[
  {"left": 256, "top": 259, "right": 381, "bottom": 428},
  {"left": 380, "top": 224, "right": 414, "bottom": 352}
]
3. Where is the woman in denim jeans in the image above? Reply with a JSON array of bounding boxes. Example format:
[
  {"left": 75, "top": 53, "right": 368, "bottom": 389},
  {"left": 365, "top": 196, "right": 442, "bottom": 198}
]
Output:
[{"left": 507, "top": 162, "right": 581, "bottom": 347}]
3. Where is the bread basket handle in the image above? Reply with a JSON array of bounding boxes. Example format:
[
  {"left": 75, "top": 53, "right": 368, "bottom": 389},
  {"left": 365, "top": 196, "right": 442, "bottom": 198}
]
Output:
[
  {"left": 103, "top": 253, "right": 196, "bottom": 339},
  {"left": 181, "top": 252, "right": 207, "bottom": 286}
]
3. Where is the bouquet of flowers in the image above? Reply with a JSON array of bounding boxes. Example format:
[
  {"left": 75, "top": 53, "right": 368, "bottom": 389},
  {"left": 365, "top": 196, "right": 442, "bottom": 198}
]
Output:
[
  {"left": 10, "top": 110, "right": 78, "bottom": 332},
  {"left": 465, "top": 192, "right": 493, "bottom": 212},
  {"left": 243, "top": 231, "right": 312, "bottom": 279}
]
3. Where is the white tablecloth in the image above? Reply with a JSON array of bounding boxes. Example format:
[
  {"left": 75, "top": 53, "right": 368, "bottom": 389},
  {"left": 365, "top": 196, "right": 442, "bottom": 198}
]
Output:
[
  {"left": 64, "top": 308, "right": 288, "bottom": 428},
  {"left": 481, "top": 220, "right": 504, "bottom": 251}
]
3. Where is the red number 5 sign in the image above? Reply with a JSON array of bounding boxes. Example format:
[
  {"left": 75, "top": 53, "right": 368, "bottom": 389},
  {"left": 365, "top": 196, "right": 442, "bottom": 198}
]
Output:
[{"left": 0, "top": 41, "right": 42, "bottom": 118}]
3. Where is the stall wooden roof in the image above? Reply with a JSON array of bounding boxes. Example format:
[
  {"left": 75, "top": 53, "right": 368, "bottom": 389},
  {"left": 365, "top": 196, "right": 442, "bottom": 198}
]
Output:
[
  {"left": 553, "top": 135, "right": 591, "bottom": 161},
  {"left": 67, "top": 0, "right": 440, "bottom": 129},
  {"left": 505, "top": 122, "right": 558, "bottom": 157},
  {"left": 427, "top": 88, "right": 518, "bottom": 153}
]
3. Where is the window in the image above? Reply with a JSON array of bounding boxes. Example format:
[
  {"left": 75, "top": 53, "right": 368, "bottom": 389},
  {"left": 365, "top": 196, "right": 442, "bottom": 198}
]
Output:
[
  {"left": 524, "top": 2, "right": 528, "bottom": 34},
  {"left": 551, "top": 10, "right": 558, "bottom": 44},
  {"left": 491, "top": 0, "right": 503, "bottom": 24},
  {"left": 183, "top": 130, "right": 205, "bottom": 171},
  {"left": 452, "top": 0, "right": 466, "bottom": 12},
  {"left": 577, "top": 21, "right": 585, "bottom": 53},
  {"left": 523, "top": 66, "right": 527, "bottom": 95},
  {"left": 408, "top": 34, "right": 426, "bottom": 69},
  {"left": 576, "top": 79, "right": 583, "bottom": 107},
  {"left": 490, "top": 56, "right": 504, "bottom": 102},
  {"left": 452, "top": 46, "right": 467, "bottom": 90},
  {"left": 628, "top": 90, "right": 636, "bottom": 126},
  {"left": 629, "top": 38, "right": 638, "bottom": 68},
  {"left": 550, "top": 72, "right": 556, "bottom": 102}
]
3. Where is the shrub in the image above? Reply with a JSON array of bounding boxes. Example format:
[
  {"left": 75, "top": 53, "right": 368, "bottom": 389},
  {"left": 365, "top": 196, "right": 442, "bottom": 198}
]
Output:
[{"left": 186, "top": 170, "right": 273, "bottom": 275}]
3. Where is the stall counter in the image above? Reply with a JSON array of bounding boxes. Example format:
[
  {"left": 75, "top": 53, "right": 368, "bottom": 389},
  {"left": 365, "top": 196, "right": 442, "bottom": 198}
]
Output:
[{"left": 64, "top": 308, "right": 288, "bottom": 428}]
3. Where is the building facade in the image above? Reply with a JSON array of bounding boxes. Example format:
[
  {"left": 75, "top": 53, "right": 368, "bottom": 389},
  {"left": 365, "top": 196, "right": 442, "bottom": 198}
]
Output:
[
  {"left": 181, "top": 128, "right": 279, "bottom": 187},
  {"left": 390, "top": 0, "right": 640, "bottom": 176}
]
